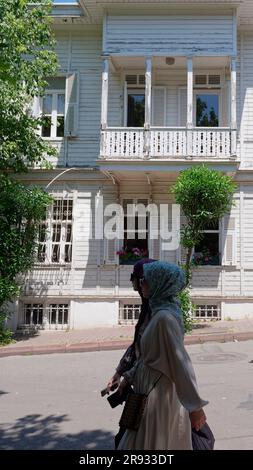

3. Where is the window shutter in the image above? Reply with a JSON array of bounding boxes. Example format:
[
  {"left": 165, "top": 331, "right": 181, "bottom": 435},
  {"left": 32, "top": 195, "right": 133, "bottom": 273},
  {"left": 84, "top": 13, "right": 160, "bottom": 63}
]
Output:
[
  {"left": 152, "top": 86, "right": 166, "bottom": 126},
  {"left": 222, "top": 216, "right": 236, "bottom": 266},
  {"left": 178, "top": 87, "right": 187, "bottom": 126},
  {"left": 104, "top": 237, "right": 118, "bottom": 264},
  {"left": 104, "top": 214, "right": 119, "bottom": 265},
  {"left": 149, "top": 215, "right": 160, "bottom": 260},
  {"left": 31, "top": 96, "right": 41, "bottom": 118},
  {"left": 65, "top": 72, "right": 79, "bottom": 137}
]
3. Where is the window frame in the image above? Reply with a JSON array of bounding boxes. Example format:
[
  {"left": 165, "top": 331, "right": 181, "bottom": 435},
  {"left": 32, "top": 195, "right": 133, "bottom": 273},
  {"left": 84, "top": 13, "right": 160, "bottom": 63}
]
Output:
[
  {"left": 119, "top": 198, "right": 149, "bottom": 264},
  {"left": 194, "top": 89, "right": 222, "bottom": 128},
  {"left": 193, "top": 221, "right": 221, "bottom": 266},
  {"left": 21, "top": 302, "right": 70, "bottom": 329},
  {"left": 123, "top": 72, "right": 146, "bottom": 127},
  {"left": 37, "top": 198, "right": 73, "bottom": 266},
  {"left": 39, "top": 73, "right": 68, "bottom": 142},
  {"left": 125, "top": 88, "right": 145, "bottom": 128}
]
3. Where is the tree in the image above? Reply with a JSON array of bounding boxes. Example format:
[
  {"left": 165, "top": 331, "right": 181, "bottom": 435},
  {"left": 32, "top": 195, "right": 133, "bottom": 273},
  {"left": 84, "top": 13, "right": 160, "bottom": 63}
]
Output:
[
  {"left": 0, "top": 0, "right": 58, "bottom": 173},
  {"left": 0, "top": 1, "right": 58, "bottom": 342},
  {"left": 171, "top": 165, "right": 236, "bottom": 286}
]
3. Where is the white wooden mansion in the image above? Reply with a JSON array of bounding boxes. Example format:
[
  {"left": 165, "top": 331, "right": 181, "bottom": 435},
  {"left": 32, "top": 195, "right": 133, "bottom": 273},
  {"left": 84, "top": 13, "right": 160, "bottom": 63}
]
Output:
[{"left": 10, "top": 0, "right": 253, "bottom": 331}]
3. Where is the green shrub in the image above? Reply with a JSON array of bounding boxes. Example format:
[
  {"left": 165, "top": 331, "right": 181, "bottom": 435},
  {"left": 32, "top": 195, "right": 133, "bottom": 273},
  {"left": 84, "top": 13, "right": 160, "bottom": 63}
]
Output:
[
  {"left": 177, "top": 288, "right": 194, "bottom": 333},
  {"left": 0, "top": 310, "right": 14, "bottom": 346}
]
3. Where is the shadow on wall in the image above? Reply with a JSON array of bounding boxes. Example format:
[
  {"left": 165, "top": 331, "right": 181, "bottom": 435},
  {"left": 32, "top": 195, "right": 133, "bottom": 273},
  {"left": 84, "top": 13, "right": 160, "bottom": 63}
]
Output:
[{"left": 0, "top": 413, "right": 115, "bottom": 450}]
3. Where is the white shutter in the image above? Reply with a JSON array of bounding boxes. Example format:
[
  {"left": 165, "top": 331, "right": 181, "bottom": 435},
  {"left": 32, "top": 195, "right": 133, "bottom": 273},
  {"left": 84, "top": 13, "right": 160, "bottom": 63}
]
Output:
[
  {"left": 152, "top": 86, "right": 166, "bottom": 126},
  {"left": 149, "top": 215, "right": 161, "bottom": 260},
  {"left": 222, "top": 216, "right": 237, "bottom": 266},
  {"left": 65, "top": 72, "right": 79, "bottom": 137},
  {"left": 104, "top": 214, "right": 119, "bottom": 265},
  {"left": 30, "top": 96, "right": 41, "bottom": 118},
  {"left": 178, "top": 87, "right": 187, "bottom": 127},
  {"left": 104, "top": 237, "right": 118, "bottom": 264}
]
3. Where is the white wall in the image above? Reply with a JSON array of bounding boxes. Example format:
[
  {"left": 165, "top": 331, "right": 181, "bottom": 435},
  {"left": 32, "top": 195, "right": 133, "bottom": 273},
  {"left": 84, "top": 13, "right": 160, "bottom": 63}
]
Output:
[
  {"left": 54, "top": 27, "right": 102, "bottom": 167},
  {"left": 71, "top": 300, "right": 119, "bottom": 328},
  {"left": 239, "top": 32, "right": 253, "bottom": 167},
  {"left": 222, "top": 300, "right": 253, "bottom": 320}
]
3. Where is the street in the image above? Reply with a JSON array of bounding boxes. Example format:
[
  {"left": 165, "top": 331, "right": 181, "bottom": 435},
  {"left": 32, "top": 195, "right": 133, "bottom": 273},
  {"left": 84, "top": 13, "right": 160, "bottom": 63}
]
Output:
[{"left": 0, "top": 340, "right": 253, "bottom": 450}]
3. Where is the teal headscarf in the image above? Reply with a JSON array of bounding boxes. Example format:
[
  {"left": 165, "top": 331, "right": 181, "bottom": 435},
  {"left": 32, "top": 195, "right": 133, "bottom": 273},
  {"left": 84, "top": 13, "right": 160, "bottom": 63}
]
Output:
[{"left": 143, "top": 261, "right": 186, "bottom": 332}]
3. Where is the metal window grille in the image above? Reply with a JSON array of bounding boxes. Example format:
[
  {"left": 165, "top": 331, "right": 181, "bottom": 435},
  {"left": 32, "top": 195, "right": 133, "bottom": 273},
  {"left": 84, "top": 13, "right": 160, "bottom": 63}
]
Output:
[
  {"left": 37, "top": 199, "right": 73, "bottom": 264},
  {"left": 23, "top": 304, "right": 44, "bottom": 326},
  {"left": 119, "top": 304, "right": 141, "bottom": 325},
  {"left": 192, "top": 304, "right": 221, "bottom": 320},
  {"left": 48, "top": 304, "right": 69, "bottom": 329},
  {"left": 22, "top": 303, "right": 69, "bottom": 329}
]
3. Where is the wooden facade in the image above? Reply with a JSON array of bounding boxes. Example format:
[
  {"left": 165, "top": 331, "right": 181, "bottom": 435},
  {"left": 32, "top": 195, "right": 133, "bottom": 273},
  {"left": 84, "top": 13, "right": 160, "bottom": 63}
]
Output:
[{"left": 11, "top": 0, "right": 253, "bottom": 330}]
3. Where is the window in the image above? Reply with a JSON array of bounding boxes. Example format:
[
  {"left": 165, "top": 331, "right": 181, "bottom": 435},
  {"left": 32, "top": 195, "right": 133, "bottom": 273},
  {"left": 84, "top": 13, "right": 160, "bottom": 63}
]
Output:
[
  {"left": 125, "top": 74, "right": 145, "bottom": 127},
  {"left": 22, "top": 303, "right": 69, "bottom": 329},
  {"left": 127, "top": 92, "right": 145, "bottom": 127},
  {"left": 119, "top": 304, "right": 141, "bottom": 325},
  {"left": 193, "top": 304, "right": 221, "bottom": 320},
  {"left": 24, "top": 304, "right": 43, "bottom": 325},
  {"left": 119, "top": 199, "right": 149, "bottom": 264},
  {"left": 193, "top": 221, "right": 220, "bottom": 266},
  {"left": 41, "top": 77, "right": 66, "bottom": 138},
  {"left": 49, "top": 304, "right": 69, "bottom": 327},
  {"left": 196, "top": 93, "right": 219, "bottom": 127},
  {"left": 37, "top": 199, "right": 73, "bottom": 264}
]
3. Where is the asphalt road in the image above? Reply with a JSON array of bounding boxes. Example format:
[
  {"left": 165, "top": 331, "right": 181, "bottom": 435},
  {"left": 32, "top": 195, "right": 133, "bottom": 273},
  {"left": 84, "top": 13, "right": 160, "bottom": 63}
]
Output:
[{"left": 0, "top": 340, "right": 253, "bottom": 450}]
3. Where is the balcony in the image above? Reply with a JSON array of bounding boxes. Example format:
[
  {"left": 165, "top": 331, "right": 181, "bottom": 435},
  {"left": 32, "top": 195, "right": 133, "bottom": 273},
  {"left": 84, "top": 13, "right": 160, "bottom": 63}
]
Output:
[
  {"left": 100, "top": 127, "right": 235, "bottom": 160},
  {"left": 99, "top": 55, "right": 238, "bottom": 163}
]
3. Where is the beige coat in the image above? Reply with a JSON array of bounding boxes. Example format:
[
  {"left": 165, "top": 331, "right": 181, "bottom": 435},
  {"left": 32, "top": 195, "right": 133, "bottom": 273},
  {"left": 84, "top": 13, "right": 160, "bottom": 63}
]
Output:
[{"left": 118, "top": 310, "right": 208, "bottom": 450}]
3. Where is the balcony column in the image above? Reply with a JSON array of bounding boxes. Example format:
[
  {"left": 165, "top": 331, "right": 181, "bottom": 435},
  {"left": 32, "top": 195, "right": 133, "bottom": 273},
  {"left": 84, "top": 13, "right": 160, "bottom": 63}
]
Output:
[
  {"left": 144, "top": 57, "right": 152, "bottom": 158},
  {"left": 101, "top": 56, "right": 109, "bottom": 129},
  {"left": 100, "top": 56, "right": 109, "bottom": 158},
  {"left": 230, "top": 57, "right": 237, "bottom": 156},
  {"left": 187, "top": 57, "right": 193, "bottom": 156}
]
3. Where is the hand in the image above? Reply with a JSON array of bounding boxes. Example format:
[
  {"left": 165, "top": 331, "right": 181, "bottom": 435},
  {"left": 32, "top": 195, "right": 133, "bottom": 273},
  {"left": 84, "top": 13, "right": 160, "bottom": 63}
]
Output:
[
  {"left": 189, "top": 408, "right": 206, "bottom": 431},
  {"left": 118, "top": 377, "right": 128, "bottom": 396},
  {"left": 107, "top": 372, "right": 121, "bottom": 391}
]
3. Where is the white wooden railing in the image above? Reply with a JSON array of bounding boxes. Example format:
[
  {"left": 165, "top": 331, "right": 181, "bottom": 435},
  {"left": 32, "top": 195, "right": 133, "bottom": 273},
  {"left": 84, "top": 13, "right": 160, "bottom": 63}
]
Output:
[{"left": 101, "top": 127, "right": 235, "bottom": 159}]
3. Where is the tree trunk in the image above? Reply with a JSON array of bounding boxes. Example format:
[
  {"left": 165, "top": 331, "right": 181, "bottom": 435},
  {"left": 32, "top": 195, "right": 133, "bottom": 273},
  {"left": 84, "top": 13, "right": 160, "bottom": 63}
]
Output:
[{"left": 185, "top": 246, "right": 194, "bottom": 286}]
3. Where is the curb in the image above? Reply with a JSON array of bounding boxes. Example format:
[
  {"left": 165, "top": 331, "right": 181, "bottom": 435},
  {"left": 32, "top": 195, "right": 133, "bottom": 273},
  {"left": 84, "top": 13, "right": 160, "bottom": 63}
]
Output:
[{"left": 1, "top": 332, "right": 253, "bottom": 358}]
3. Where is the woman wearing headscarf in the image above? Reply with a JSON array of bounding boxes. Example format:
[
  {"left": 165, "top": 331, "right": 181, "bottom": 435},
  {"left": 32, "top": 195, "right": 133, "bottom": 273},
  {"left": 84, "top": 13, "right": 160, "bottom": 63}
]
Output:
[
  {"left": 107, "top": 258, "right": 155, "bottom": 390},
  {"left": 106, "top": 258, "right": 155, "bottom": 448},
  {"left": 118, "top": 261, "right": 208, "bottom": 450}
]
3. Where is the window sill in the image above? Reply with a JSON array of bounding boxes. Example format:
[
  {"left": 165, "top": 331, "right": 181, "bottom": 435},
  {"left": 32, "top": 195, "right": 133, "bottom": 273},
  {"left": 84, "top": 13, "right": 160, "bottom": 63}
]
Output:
[
  {"left": 41, "top": 137, "right": 64, "bottom": 141},
  {"left": 34, "top": 263, "right": 72, "bottom": 268},
  {"left": 192, "top": 265, "right": 222, "bottom": 269}
]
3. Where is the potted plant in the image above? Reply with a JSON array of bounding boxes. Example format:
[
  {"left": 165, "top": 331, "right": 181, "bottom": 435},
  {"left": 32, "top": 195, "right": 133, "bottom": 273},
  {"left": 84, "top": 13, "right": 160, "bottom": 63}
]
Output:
[{"left": 117, "top": 247, "right": 149, "bottom": 265}]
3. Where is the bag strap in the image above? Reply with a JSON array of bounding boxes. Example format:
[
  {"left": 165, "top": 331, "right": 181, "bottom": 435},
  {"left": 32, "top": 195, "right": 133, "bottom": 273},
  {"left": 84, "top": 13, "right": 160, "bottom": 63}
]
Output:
[{"left": 147, "top": 373, "right": 162, "bottom": 396}]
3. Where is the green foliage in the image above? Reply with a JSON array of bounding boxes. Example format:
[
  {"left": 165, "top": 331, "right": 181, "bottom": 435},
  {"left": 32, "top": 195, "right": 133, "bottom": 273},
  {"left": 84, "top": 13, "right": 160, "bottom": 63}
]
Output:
[
  {"left": 0, "top": 0, "right": 57, "bottom": 313},
  {"left": 0, "top": 0, "right": 58, "bottom": 172},
  {"left": 0, "top": 310, "right": 14, "bottom": 345},
  {"left": 171, "top": 165, "right": 236, "bottom": 227},
  {"left": 0, "top": 175, "right": 53, "bottom": 307},
  {"left": 0, "top": 1, "right": 57, "bottom": 92},
  {"left": 177, "top": 288, "right": 193, "bottom": 333},
  {"left": 171, "top": 165, "right": 236, "bottom": 285}
]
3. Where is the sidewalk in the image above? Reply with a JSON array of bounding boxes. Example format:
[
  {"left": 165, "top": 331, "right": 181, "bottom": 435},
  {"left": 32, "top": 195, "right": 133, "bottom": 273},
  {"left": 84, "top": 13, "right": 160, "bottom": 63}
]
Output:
[{"left": 1, "top": 318, "right": 253, "bottom": 358}]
